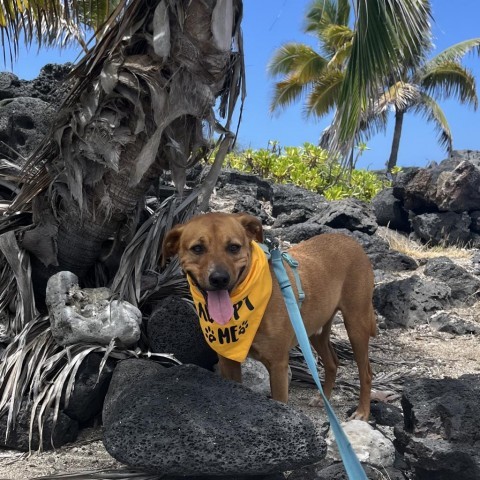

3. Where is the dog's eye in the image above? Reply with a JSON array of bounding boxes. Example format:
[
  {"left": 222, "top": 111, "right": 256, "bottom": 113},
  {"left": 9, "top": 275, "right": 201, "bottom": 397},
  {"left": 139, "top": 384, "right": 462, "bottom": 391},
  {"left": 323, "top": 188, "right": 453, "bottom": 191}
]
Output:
[
  {"left": 191, "top": 244, "right": 205, "bottom": 255},
  {"left": 227, "top": 244, "right": 241, "bottom": 254}
]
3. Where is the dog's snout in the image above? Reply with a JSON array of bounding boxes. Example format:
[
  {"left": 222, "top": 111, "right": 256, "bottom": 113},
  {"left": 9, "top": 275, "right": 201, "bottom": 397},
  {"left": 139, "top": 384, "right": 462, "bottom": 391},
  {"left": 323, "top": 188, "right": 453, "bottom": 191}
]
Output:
[{"left": 209, "top": 270, "right": 230, "bottom": 290}]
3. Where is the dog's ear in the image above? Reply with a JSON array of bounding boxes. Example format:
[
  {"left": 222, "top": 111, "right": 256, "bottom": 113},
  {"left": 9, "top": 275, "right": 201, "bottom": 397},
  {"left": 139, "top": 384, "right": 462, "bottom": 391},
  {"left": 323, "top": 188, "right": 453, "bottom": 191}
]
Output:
[
  {"left": 234, "top": 213, "right": 263, "bottom": 243},
  {"left": 161, "top": 224, "right": 184, "bottom": 266}
]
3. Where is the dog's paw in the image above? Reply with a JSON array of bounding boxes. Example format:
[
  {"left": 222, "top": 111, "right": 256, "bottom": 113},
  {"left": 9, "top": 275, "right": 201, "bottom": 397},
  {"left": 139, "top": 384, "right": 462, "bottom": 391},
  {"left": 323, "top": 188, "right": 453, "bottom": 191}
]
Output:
[{"left": 348, "top": 410, "right": 370, "bottom": 421}]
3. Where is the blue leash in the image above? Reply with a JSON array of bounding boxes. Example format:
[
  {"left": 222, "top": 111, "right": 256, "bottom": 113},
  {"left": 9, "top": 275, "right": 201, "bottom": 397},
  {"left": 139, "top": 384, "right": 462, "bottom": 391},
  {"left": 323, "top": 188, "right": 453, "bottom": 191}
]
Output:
[{"left": 270, "top": 247, "right": 368, "bottom": 480}]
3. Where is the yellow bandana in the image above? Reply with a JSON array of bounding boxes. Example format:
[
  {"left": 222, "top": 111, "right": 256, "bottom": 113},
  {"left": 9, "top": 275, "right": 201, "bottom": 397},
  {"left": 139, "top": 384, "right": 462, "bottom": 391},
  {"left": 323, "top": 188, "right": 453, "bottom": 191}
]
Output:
[{"left": 188, "top": 241, "right": 273, "bottom": 362}]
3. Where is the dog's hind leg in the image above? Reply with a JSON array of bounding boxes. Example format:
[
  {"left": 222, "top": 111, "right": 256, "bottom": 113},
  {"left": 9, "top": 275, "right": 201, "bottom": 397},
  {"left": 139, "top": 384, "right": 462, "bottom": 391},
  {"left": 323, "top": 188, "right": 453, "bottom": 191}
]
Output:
[
  {"left": 342, "top": 305, "right": 375, "bottom": 421},
  {"left": 308, "top": 318, "right": 339, "bottom": 407}
]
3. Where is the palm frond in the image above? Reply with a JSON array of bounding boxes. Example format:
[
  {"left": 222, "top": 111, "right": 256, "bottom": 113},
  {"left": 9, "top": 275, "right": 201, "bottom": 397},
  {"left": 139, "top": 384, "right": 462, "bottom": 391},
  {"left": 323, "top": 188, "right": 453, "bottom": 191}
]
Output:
[
  {"left": 357, "top": 112, "right": 389, "bottom": 142},
  {"left": 305, "top": 70, "right": 344, "bottom": 117},
  {"left": 373, "top": 81, "right": 421, "bottom": 114},
  {"left": 427, "top": 38, "right": 480, "bottom": 66},
  {"left": 412, "top": 92, "right": 452, "bottom": 152},
  {"left": 321, "top": 24, "right": 354, "bottom": 57},
  {"left": 305, "top": 0, "right": 352, "bottom": 59},
  {"left": 270, "top": 78, "right": 307, "bottom": 112},
  {"left": 78, "top": 0, "right": 122, "bottom": 36},
  {"left": 357, "top": 99, "right": 390, "bottom": 142},
  {"left": 331, "top": 0, "right": 431, "bottom": 153},
  {"left": 327, "top": 40, "right": 353, "bottom": 67},
  {"left": 0, "top": 0, "right": 122, "bottom": 62},
  {"left": 111, "top": 192, "right": 198, "bottom": 306},
  {"left": 268, "top": 44, "right": 330, "bottom": 113},
  {"left": 305, "top": 0, "right": 351, "bottom": 33},
  {"left": 420, "top": 61, "right": 478, "bottom": 108},
  {"left": 268, "top": 43, "right": 329, "bottom": 79},
  {"left": 0, "top": 231, "right": 37, "bottom": 336},
  {"left": 0, "top": 315, "right": 180, "bottom": 451},
  {"left": 198, "top": 132, "right": 236, "bottom": 211},
  {"left": 0, "top": 317, "right": 52, "bottom": 440},
  {"left": 289, "top": 337, "right": 411, "bottom": 394},
  {"left": 32, "top": 468, "right": 163, "bottom": 479},
  {"left": 335, "top": 0, "right": 352, "bottom": 27}
]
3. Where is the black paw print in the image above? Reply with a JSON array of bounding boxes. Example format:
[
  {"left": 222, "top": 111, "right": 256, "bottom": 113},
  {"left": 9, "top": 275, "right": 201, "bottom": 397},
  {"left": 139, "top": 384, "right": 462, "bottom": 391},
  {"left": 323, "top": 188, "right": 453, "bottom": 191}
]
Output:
[
  {"left": 238, "top": 320, "right": 249, "bottom": 335},
  {"left": 204, "top": 326, "right": 216, "bottom": 343}
]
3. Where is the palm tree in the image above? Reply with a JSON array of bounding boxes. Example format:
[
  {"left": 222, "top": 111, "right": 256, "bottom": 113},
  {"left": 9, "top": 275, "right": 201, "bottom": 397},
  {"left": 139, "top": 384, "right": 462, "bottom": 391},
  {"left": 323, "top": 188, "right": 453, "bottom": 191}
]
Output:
[
  {"left": 1, "top": 0, "right": 245, "bottom": 296},
  {"left": 269, "top": 0, "right": 432, "bottom": 159},
  {"left": 0, "top": 0, "right": 436, "bottom": 448},
  {"left": 381, "top": 39, "right": 480, "bottom": 172},
  {"left": 0, "top": 0, "right": 245, "bottom": 446},
  {"left": 268, "top": 0, "right": 352, "bottom": 119}
]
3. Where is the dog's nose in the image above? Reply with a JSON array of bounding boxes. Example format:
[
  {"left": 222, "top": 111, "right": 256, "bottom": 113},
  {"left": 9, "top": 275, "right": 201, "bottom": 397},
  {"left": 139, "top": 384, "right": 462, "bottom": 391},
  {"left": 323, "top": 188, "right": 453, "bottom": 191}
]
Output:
[{"left": 209, "top": 270, "right": 230, "bottom": 289}]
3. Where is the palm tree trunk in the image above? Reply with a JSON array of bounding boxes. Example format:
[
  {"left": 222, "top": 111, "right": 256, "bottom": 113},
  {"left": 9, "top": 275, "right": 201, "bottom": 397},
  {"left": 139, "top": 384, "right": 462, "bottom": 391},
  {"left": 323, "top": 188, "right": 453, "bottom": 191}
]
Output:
[
  {"left": 15, "top": 0, "right": 244, "bottom": 306},
  {"left": 386, "top": 109, "right": 405, "bottom": 172}
]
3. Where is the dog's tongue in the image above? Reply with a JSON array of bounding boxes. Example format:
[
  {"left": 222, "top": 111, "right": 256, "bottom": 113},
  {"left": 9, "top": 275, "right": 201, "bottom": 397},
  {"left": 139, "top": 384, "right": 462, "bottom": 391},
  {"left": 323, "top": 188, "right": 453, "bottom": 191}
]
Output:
[{"left": 207, "top": 290, "right": 233, "bottom": 325}]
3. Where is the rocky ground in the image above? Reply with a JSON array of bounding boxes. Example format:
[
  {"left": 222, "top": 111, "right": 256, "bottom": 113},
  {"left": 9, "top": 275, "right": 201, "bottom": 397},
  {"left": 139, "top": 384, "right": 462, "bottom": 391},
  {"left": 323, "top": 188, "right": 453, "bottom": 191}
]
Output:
[
  {"left": 1, "top": 297, "right": 478, "bottom": 479},
  {"left": 1, "top": 179, "right": 480, "bottom": 479},
  {"left": 1, "top": 66, "right": 479, "bottom": 479}
]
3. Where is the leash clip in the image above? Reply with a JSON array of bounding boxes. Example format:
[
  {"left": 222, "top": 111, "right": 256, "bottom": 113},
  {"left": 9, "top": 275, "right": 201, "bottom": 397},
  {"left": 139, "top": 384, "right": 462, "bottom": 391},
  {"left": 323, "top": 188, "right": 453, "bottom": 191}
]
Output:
[{"left": 263, "top": 236, "right": 280, "bottom": 251}]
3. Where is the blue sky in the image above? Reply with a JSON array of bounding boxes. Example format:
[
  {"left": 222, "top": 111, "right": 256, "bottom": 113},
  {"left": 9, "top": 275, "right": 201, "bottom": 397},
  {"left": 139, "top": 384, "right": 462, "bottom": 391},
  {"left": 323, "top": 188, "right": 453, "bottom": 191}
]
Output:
[{"left": 3, "top": 0, "right": 480, "bottom": 170}]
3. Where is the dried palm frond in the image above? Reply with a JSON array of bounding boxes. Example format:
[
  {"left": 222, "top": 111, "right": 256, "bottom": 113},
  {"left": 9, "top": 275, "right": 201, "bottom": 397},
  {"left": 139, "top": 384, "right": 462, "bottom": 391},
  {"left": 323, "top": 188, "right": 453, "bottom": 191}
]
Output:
[
  {"left": 32, "top": 468, "right": 163, "bottom": 480},
  {"left": 0, "top": 211, "right": 32, "bottom": 235},
  {"left": 4, "top": 0, "right": 244, "bottom": 302},
  {"left": 0, "top": 231, "right": 37, "bottom": 336},
  {"left": 111, "top": 190, "right": 199, "bottom": 306},
  {"left": 12, "top": 0, "right": 244, "bottom": 213},
  {"left": 289, "top": 337, "right": 411, "bottom": 394},
  {"left": 0, "top": 316, "right": 180, "bottom": 451}
]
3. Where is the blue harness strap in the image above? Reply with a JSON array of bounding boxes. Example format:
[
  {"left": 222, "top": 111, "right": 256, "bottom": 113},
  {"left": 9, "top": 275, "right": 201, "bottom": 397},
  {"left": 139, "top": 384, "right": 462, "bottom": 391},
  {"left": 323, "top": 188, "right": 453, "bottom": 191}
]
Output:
[
  {"left": 259, "top": 242, "right": 305, "bottom": 308},
  {"left": 280, "top": 252, "right": 305, "bottom": 308},
  {"left": 270, "top": 247, "right": 368, "bottom": 480}
]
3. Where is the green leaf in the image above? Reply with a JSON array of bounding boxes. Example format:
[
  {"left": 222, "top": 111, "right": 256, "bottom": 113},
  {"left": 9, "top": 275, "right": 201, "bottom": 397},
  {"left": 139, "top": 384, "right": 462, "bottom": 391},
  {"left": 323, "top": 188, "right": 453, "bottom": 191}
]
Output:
[
  {"left": 420, "top": 61, "right": 478, "bottom": 108},
  {"left": 427, "top": 38, "right": 480, "bottom": 66},
  {"left": 306, "top": 70, "right": 344, "bottom": 117},
  {"left": 268, "top": 43, "right": 328, "bottom": 80}
]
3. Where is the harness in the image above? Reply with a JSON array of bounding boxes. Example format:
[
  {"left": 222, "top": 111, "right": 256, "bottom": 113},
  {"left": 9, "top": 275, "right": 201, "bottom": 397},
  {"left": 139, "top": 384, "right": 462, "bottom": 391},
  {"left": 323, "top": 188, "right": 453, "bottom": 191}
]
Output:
[
  {"left": 264, "top": 239, "right": 368, "bottom": 480},
  {"left": 259, "top": 241, "right": 305, "bottom": 308}
]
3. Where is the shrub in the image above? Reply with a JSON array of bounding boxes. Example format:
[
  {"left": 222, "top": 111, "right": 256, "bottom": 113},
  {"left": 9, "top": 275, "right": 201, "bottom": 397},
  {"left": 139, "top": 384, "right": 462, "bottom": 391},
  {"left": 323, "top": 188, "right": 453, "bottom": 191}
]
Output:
[{"left": 225, "top": 142, "right": 387, "bottom": 201}]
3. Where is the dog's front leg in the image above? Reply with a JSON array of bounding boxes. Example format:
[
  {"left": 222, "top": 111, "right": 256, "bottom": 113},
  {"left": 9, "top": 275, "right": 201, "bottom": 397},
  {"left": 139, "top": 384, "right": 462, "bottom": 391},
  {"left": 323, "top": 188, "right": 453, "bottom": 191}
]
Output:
[
  {"left": 218, "top": 355, "right": 242, "bottom": 383},
  {"left": 267, "top": 360, "right": 290, "bottom": 403}
]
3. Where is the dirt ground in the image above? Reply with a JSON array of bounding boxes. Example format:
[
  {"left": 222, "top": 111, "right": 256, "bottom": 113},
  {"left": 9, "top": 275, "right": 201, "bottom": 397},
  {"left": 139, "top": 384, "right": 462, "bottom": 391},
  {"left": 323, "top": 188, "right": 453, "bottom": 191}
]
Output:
[{"left": 1, "top": 317, "right": 478, "bottom": 480}]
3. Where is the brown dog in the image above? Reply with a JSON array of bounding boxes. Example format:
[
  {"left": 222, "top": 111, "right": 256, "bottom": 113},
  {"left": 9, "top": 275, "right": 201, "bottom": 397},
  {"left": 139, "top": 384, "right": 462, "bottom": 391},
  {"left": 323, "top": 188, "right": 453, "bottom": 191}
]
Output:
[{"left": 163, "top": 212, "right": 376, "bottom": 420}]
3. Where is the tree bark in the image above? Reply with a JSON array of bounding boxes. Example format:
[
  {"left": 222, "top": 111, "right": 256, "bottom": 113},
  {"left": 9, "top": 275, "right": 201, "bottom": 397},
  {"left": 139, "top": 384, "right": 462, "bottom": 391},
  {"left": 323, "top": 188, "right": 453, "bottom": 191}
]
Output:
[{"left": 386, "top": 109, "right": 405, "bottom": 172}]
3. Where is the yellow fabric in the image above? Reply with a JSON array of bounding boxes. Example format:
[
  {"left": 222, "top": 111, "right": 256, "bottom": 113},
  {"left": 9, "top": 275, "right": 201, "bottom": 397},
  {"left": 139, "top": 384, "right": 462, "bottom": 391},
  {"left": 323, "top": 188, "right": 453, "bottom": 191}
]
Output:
[{"left": 188, "top": 241, "right": 272, "bottom": 362}]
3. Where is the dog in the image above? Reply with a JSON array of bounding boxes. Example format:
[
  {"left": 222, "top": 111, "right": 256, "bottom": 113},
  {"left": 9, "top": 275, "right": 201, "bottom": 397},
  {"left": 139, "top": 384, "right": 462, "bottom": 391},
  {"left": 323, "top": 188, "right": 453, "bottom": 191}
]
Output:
[{"left": 162, "top": 212, "right": 376, "bottom": 420}]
